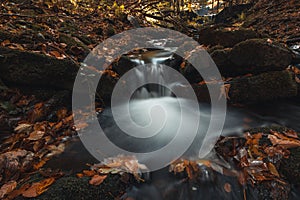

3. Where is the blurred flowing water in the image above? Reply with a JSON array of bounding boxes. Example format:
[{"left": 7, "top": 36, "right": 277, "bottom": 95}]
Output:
[{"left": 45, "top": 49, "right": 300, "bottom": 199}]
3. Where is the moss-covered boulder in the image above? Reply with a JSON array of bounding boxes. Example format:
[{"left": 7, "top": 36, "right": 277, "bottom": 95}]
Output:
[
  {"left": 0, "top": 47, "right": 79, "bottom": 90},
  {"left": 229, "top": 39, "right": 293, "bottom": 74},
  {"left": 198, "top": 27, "right": 260, "bottom": 48},
  {"left": 210, "top": 48, "right": 236, "bottom": 76},
  {"left": 192, "top": 70, "right": 297, "bottom": 104},
  {"left": 228, "top": 70, "right": 297, "bottom": 103},
  {"left": 16, "top": 174, "right": 133, "bottom": 200},
  {"left": 280, "top": 147, "right": 300, "bottom": 185}
]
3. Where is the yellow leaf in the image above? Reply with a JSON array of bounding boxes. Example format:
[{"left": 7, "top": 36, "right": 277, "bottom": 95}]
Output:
[{"left": 267, "top": 163, "right": 280, "bottom": 177}]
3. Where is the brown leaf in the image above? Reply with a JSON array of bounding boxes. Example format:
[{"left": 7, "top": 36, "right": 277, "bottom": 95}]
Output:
[
  {"left": 49, "top": 51, "right": 62, "bottom": 58},
  {"left": 89, "top": 175, "right": 107, "bottom": 186},
  {"left": 22, "top": 178, "right": 55, "bottom": 198},
  {"left": 268, "top": 134, "right": 300, "bottom": 148},
  {"left": 267, "top": 163, "right": 280, "bottom": 177},
  {"left": 5, "top": 183, "right": 30, "bottom": 200},
  {"left": 284, "top": 130, "right": 299, "bottom": 139},
  {"left": 83, "top": 170, "right": 96, "bottom": 177},
  {"left": 28, "top": 130, "right": 45, "bottom": 141},
  {"left": 0, "top": 181, "right": 17, "bottom": 198},
  {"left": 224, "top": 183, "right": 232, "bottom": 193},
  {"left": 56, "top": 108, "right": 68, "bottom": 121},
  {"left": 14, "top": 123, "right": 32, "bottom": 133}
]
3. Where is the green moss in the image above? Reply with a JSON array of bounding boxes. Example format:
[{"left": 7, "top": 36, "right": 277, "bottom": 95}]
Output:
[{"left": 35, "top": 175, "right": 131, "bottom": 200}]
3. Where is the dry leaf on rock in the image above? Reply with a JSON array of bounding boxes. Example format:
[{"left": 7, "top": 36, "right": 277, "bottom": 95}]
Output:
[
  {"left": 89, "top": 175, "right": 107, "bottom": 186},
  {"left": 22, "top": 178, "right": 55, "bottom": 198},
  {"left": 14, "top": 124, "right": 32, "bottom": 134},
  {"left": 0, "top": 181, "right": 17, "bottom": 198}
]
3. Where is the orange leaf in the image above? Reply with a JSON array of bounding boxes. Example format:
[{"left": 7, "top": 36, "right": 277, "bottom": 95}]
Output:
[
  {"left": 34, "top": 158, "right": 49, "bottom": 170},
  {"left": 49, "top": 51, "right": 62, "bottom": 58},
  {"left": 89, "top": 175, "right": 107, "bottom": 186},
  {"left": 76, "top": 173, "right": 84, "bottom": 178},
  {"left": 22, "top": 178, "right": 55, "bottom": 198},
  {"left": 83, "top": 170, "right": 96, "bottom": 177},
  {"left": 224, "top": 183, "right": 232, "bottom": 193}
]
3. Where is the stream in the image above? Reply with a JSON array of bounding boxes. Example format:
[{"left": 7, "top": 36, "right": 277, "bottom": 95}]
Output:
[{"left": 45, "top": 48, "right": 300, "bottom": 199}]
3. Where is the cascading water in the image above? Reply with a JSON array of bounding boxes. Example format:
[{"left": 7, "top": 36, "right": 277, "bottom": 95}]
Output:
[{"left": 46, "top": 47, "right": 300, "bottom": 200}]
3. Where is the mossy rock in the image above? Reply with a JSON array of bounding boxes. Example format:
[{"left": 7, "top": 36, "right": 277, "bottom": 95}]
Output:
[
  {"left": 229, "top": 39, "right": 293, "bottom": 74},
  {"left": 193, "top": 70, "right": 297, "bottom": 104},
  {"left": 280, "top": 147, "right": 300, "bottom": 184},
  {"left": 210, "top": 48, "right": 236, "bottom": 76},
  {"left": 198, "top": 27, "right": 260, "bottom": 48},
  {"left": 228, "top": 70, "right": 297, "bottom": 104},
  {"left": 0, "top": 47, "right": 79, "bottom": 90},
  {"left": 16, "top": 174, "right": 133, "bottom": 200}
]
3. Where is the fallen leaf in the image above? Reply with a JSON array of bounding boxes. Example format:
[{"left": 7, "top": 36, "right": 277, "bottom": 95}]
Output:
[
  {"left": 1, "top": 40, "right": 11, "bottom": 46},
  {"left": 22, "top": 178, "right": 55, "bottom": 198},
  {"left": 76, "top": 173, "right": 84, "bottom": 178},
  {"left": 14, "top": 123, "right": 32, "bottom": 133},
  {"left": 56, "top": 108, "right": 68, "bottom": 120},
  {"left": 0, "top": 181, "right": 17, "bottom": 198},
  {"left": 83, "top": 170, "right": 95, "bottom": 177},
  {"left": 5, "top": 183, "right": 30, "bottom": 200},
  {"left": 268, "top": 134, "right": 300, "bottom": 148},
  {"left": 49, "top": 50, "right": 62, "bottom": 58},
  {"left": 224, "top": 183, "right": 232, "bottom": 193},
  {"left": 33, "top": 158, "right": 49, "bottom": 170},
  {"left": 284, "top": 129, "right": 299, "bottom": 139},
  {"left": 219, "top": 84, "right": 231, "bottom": 100},
  {"left": 267, "top": 163, "right": 280, "bottom": 177},
  {"left": 28, "top": 130, "right": 45, "bottom": 141},
  {"left": 89, "top": 175, "right": 107, "bottom": 186}
]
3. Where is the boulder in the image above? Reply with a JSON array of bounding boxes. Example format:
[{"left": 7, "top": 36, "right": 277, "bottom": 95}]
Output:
[
  {"left": 210, "top": 48, "right": 235, "bottom": 76},
  {"left": 18, "top": 174, "right": 133, "bottom": 200},
  {"left": 111, "top": 56, "right": 137, "bottom": 76},
  {"left": 192, "top": 70, "right": 297, "bottom": 104},
  {"left": 214, "top": 3, "right": 253, "bottom": 24},
  {"left": 228, "top": 70, "right": 297, "bottom": 103},
  {"left": 198, "top": 27, "right": 260, "bottom": 48},
  {"left": 0, "top": 47, "right": 79, "bottom": 90},
  {"left": 229, "top": 39, "right": 293, "bottom": 74}
]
